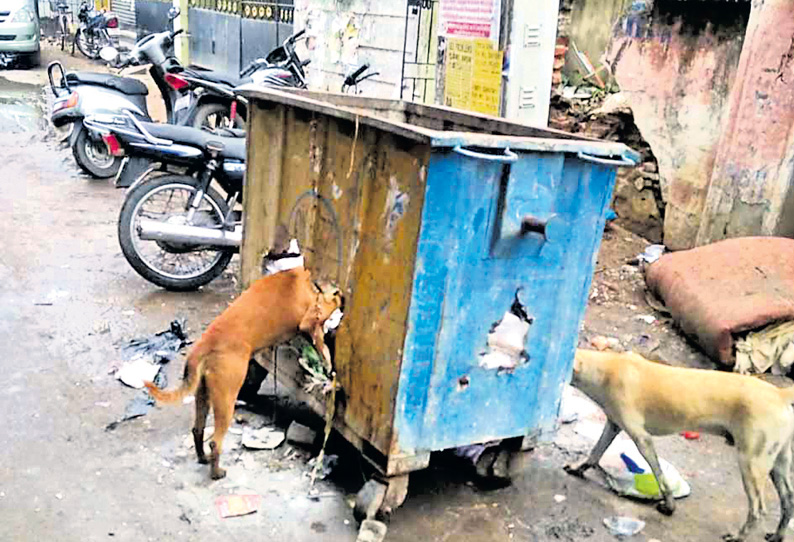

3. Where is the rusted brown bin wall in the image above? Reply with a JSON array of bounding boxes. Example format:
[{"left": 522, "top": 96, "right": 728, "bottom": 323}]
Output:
[{"left": 242, "top": 96, "right": 430, "bottom": 456}]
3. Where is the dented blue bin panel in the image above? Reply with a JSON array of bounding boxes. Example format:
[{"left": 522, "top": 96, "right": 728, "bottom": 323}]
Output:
[{"left": 395, "top": 147, "right": 624, "bottom": 454}]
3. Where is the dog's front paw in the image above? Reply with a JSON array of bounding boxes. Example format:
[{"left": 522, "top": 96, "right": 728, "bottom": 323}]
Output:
[
  {"left": 765, "top": 533, "right": 783, "bottom": 542},
  {"left": 656, "top": 501, "right": 675, "bottom": 516},
  {"left": 722, "top": 533, "right": 743, "bottom": 542},
  {"left": 563, "top": 461, "right": 588, "bottom": 478},
  {"left": 211, "top": 467, "right": 227, "bottom": 480}
]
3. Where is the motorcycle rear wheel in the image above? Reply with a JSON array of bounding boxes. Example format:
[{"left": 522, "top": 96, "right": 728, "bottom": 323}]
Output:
[
  {"left": 118, "top": 175, "right": 235, "bottom": 291},
  {"left": 191, "top": 103, "right": 246, "bottom": 131},
  {"left": 72, "top": 125, "right": 123, "bottom": 178}
]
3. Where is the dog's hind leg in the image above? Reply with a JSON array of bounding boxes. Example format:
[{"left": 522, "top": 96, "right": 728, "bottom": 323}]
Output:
[
  {"left": 564, "top": 420, "right": 620, "bottom": 477},
  {"left": 767, "top": 444, "right": 794, "bottom": 542},
  {"left": 724, "top": 455, "right": 766, "bottom": 542},
  {"left": 192, "top": 379, "right": 210, "bottom": 464},
  {"left": 206, "top": 353, "right": 248, "bottom": 480},
  {"left": 628, "top": 431, "right": 676, "bottom": 516}
]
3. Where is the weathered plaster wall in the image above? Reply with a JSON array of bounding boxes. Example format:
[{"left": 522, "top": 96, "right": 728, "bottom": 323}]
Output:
[
  {"left": 696, "top": 0, "right": 794, "bottom": 244},
  {"left": 608, "top": 3, "right": 747, "bottom": 249},
  {"left": 294, "top": 0, "right": 408, "bottom": 99}
]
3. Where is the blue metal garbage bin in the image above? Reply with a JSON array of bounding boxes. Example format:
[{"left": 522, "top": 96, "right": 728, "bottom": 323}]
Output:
[{"left": 239, "top": 88, "right": 639, "bottom": 514}]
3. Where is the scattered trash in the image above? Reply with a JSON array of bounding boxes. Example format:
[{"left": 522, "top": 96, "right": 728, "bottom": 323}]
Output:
[
  {"left": 215, "top": 494, "right": 261, "bottom": 518},
  {"left": 55, "top": 493, "right": 63, "bottom": 500},
  {"left": 636, "top": 314, "right": 656, "bottom": 325},
  {"left": 734, "top": 320, "right": 794, "bottom": 375},
  {"left": 591, "top": 335, "right": 620, "bottom": 351},
  {"left": 356, "top": 519, "right": 388, "bottom": 542},
  {"left": 480, "top": 290, "right": 533, "bottom": 371},
  {"left": 242, "top": 426, "right": 285, "bottom": 450},
  {"left": 114, "top": 320, "right": 188, "bottom": 389},
  {"left": 105, "top": 371, "right": 167, "bottom": 431},
  {"left": 637, "top": 244, "right": 666, "bottom": 264},
  {"left": 554, "top": 494, "right": 567, "bottom": 503},
  {"left": 681, "top": 431, "right": 700, "bottom": 440},
  {"left": 603, "top": 516, "right": 645, "bottom": 538},
  {"left": 605, "top": 208, "right": 617, "bottom": 222},
  {"left": 119, "top": 319, "right": 188, "bottom": 365},
  {"left": 287, "top": 421, "right": 318, "bottom": 447},
  {"left": 116, "top": 357, "right": 161, "bottom": 389},
  {"left": 307, "top": 454, "right": 338, "bottom": 480},
  {"left": 600, "top": 437, "right": 690, "bottom": 501},
  {"left": 323, "top": 308, "right": 344, "bottom": 334},
  {"left": 33, "top": 289, "right": 69, "bottom": 306},
  {"left": 94, "top": 401, "right": 111, "bottom": 408}
]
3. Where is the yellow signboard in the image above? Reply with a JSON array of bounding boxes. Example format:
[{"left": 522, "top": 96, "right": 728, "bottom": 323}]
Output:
[{"left": 444, "top": 38, "right": 503, "bottom": 116}]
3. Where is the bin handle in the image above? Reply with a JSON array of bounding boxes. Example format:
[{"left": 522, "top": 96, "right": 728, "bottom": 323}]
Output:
[
  {"left": 453, "top": 145, "right": 518, "bottom": 163},
  {"left": 577, "top": 151, "right": 637, "bottom": 167}
]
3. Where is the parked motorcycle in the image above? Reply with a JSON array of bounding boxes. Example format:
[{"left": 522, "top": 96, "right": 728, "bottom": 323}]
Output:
[
  {"left": 49, "top": 8, "right": 190, "bottom": 178},
  {"left": 73, "top": 1, "right": 117, "bottom": 59},
  {"left": 82, "top": 64, "right": 377, "bottom": 290},
  {"left": 175, "top": 28, "right": 311, "bottom": 130}
]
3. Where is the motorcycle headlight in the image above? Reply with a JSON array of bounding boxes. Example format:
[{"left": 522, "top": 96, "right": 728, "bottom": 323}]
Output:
[{"left": 11, "top": 6, "right": 35, "bottom": 22}]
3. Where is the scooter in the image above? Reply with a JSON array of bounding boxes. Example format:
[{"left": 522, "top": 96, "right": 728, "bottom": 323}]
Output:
[
  {"left": 49, "top": 7, "right": 189, "bottom": 178},
  {"left": 82, "top": 63, "right": 378, "bottom": 290}
]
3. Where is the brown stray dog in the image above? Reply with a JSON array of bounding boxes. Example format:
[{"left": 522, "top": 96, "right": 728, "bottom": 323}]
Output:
[
  {"left": 144, "top": 267, "right": 342, "bottom": 480},
  {"left": 565, "top": 349, "right": 794, "bottom": 542}
]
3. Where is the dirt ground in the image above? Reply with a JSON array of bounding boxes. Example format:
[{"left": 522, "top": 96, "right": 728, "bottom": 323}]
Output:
[{"left": 0, "top": 44, "right": 788, "bottom": 542}]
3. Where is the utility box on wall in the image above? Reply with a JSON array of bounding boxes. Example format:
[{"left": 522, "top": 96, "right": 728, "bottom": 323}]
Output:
[{"left": 503, "top": 0, "right": 560, "bottom": 126}]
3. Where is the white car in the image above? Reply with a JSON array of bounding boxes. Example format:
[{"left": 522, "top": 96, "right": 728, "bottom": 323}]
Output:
[{"left": 0, "top": 0, "right": 41, "bottom": 66}]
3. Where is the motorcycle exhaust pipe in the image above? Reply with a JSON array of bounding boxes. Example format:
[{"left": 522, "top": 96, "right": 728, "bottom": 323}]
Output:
[{"left": 137, "top": 219, "right": 241, "bottom": 247}]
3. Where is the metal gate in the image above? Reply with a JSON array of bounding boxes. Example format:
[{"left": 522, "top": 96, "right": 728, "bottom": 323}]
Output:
[
  {"left": 187, "top": 0, "right": 292, "bottom": 73},
  {"left": 400, "top": 0, "right": 439, "bottom": 104}
]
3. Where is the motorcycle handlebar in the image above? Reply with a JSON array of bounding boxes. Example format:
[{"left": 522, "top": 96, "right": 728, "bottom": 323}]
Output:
[
  {"left": 290, "top": 29, "right": 306, "bottom": 42},
  {"left": 172, "top": 28, "right": 184, "bottom": 38},
  {"left": 349, "top": 64, "right": 368, "bottom": 81}
]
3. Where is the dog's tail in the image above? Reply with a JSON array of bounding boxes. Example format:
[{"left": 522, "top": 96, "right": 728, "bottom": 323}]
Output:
[{"left": 144, "top": 350, "right": 205, "bottom": 404}]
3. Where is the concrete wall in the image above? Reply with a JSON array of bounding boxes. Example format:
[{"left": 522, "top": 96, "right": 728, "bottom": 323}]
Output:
[
  {"left": 696, "top": 0, "right": 794, "bottom": 244},
  {"left": 605, "top": 2, "right": 749, "bottom": 250},
  {"left": 294, "top": 0, "right": 407, "bottom": 98}
]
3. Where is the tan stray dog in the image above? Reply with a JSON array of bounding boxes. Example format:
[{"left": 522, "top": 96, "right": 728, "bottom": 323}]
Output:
[
  {"left": 144, "top": 267, "right": 342, "bottom": 480},
  {"left": 565, "top": 349, "right": 794, "bottom": 542}
]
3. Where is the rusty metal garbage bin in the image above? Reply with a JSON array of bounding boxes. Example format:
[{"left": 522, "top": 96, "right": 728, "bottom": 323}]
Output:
[{"left": 238, "top": 87, "right": 639, "bottom": 516}]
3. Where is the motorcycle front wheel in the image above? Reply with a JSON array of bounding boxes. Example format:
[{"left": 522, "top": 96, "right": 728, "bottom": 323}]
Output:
[
  {"left": 74, "top": 28, "right": 108, "bottom": 59},
  {"left": 118, "top": 174, "right": 235, "bottom": 291}
]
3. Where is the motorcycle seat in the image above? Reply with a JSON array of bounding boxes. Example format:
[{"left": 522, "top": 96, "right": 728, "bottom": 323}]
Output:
[
  {"left": 66, "top": 72, "right": 148, "bottom": 96},
  {"left": 184, "top": 67, "right": 252, "bottom": 88},
  {"left": 142, "top": 122, "right": 246, "bottom": 161}
]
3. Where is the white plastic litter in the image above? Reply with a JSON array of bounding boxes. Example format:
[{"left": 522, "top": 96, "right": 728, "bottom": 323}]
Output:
[
  {"left": 603, "top": 516, "right": 645, "bottom": 538},
  {"left": 638, "top": 244, "right": 666, "bottom": 264},
  {"left": 323, "top": 308, "right": 344, "bottom": 333},
  {"left": 600, "top": 437, "right": 690, "bottom": 501},
  {"left": 480, "top": 312, "right": 531, "bottom": 370},
  {"left": 116, "top": 356, "right": 161, "bottom": 389},
  {"left": 242, "top": 426, "right": 285, "bottom": 450}
]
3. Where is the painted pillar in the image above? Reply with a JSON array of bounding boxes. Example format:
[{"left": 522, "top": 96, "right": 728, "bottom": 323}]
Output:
[
  {"left": 173, "top": 0, "right": 190, "bottom": 65},
  {"left": 696, "top": 0, "right": 794, "bottom": 245},
  {"left": 502, "top": 0, "right": 560, "bottom": 126}
]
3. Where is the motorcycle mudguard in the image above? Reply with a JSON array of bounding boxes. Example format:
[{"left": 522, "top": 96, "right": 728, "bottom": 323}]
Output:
[
  {"left": 69, "top": 119, "right": 84, "bottom": 148},
  {"left": 115, "top": 156, "right": 156, "bottom": 189}
]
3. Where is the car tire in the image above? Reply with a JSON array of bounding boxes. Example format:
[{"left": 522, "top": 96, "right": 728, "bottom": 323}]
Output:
[{"left": 24, "top": 49, "right": 40, "bottom": 68}]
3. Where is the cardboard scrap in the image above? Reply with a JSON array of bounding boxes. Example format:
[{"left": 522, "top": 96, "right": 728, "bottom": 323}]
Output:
[{"left": 215, "top": 494, "right": 261, "bottom": 518}]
